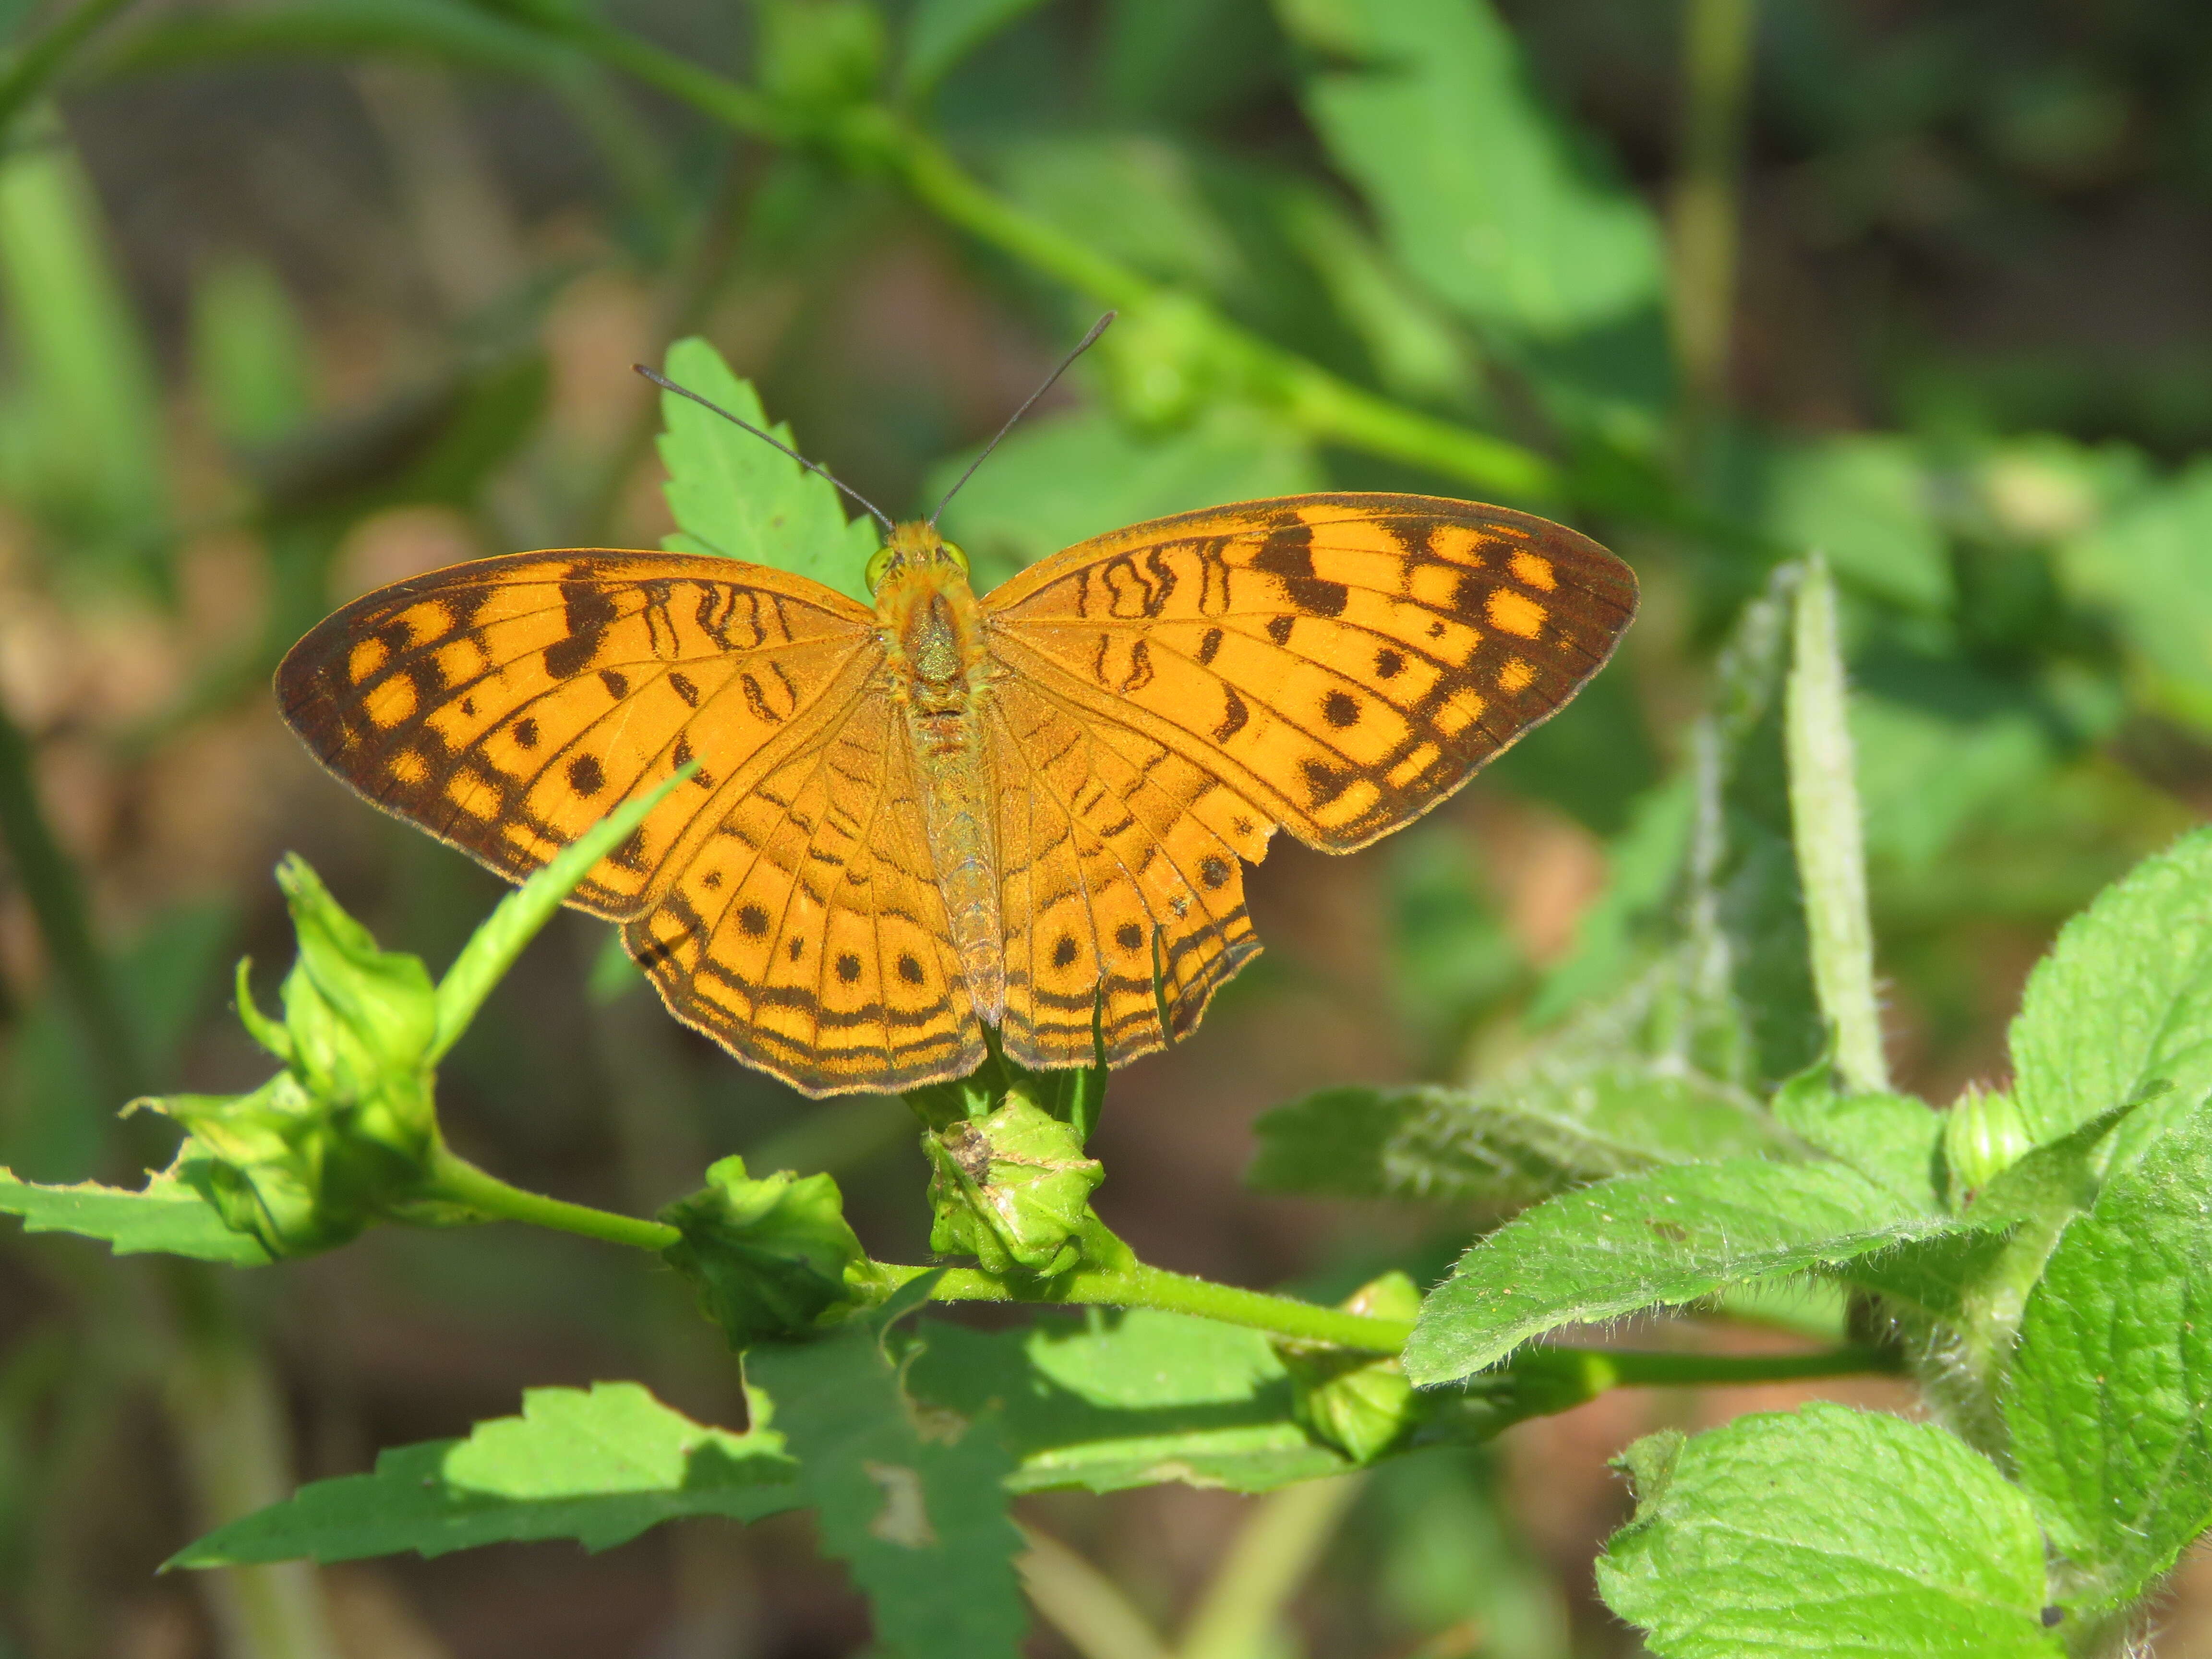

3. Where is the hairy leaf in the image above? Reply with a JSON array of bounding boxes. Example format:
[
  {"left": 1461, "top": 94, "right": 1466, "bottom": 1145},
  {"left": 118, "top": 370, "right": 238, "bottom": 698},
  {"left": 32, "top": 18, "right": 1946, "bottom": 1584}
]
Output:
[
  {"left": 2006, "top": 1097, "right": 2212, "bottom": 1608},
  {"left": 1406, "top": 1162, "right": 1963, "bottom": 1386},
  {"left": 1599, "top": 1406, "right": 2059, "bottom": 1658},
  {"left": 1771, "top": 1077, "right": 1943, "bottom": 1213},
  {"left": 1248, "top": 1064, "right": 1782, "bottom": 1206},
  {"left": 2008, "top": 827, "right": 2212, "bottom": 1168}
]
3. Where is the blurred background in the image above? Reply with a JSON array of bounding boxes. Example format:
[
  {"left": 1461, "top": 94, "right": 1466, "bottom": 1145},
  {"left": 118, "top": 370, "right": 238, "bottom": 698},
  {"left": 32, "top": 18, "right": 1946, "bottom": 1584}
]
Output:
[{"left": 2, "top": 0, "right": 2212, "bottom": 1655}]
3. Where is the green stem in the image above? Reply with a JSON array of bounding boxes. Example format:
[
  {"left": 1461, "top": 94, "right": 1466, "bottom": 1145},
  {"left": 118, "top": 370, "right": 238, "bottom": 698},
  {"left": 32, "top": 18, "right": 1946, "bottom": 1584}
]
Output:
[
  {"left": 1177, "top": 1473, "right": 1367, "bottom": 1659},
  {"left": 406, "top": 1158, "right": 1902, "bottom": 1393},
  {"left": 551, "top": 11, "right": 783, "bottom": 139},
  {"left": 1551, "top": 1343, "right": 1901, "bottom": 1389},
  {"left": 1669, "top": 0, "right": 1758, "bottom": 427},
  {"left": 1017, "top": 1526, "right": 1173, "bottom": 1659},
  {"left": 0, "top": 0, "right": 142, "bottom": 138},
  {"left": 880, "top": 1241, "right": 1417, "bottom": 1353},
  {"left": 424, "top": 1145, "right": 682, "bottom": 1252},
  {"left": 540, "top": 26, "right": 1574, "bottom": 506}
]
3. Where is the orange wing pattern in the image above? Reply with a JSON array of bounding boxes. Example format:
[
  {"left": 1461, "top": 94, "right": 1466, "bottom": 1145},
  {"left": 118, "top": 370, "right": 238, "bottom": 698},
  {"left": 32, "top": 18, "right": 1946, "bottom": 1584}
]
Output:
[{"left": 985, "top": 493, "right": 1637, "bottom": 853}]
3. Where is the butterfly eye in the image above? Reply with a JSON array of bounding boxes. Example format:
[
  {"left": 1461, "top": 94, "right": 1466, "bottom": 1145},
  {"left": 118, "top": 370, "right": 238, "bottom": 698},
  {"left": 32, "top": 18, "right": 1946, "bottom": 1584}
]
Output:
[
  {"left": 864, "top": 543, "right": 895, "bottom": 592},
  {"left": 939, "top": 540, "right": 970, "bottom": 574}
]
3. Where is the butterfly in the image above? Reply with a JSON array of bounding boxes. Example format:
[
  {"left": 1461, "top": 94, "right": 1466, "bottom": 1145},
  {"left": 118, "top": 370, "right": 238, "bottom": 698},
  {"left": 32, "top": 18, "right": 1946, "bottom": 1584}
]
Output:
[{"left": 277, "top": 493, "right": 1635, "bottom": 1097}]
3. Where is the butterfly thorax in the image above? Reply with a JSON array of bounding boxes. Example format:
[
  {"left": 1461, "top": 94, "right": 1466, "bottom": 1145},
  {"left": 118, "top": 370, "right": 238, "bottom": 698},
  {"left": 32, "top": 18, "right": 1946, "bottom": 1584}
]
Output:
[{"left": 873, "top": 523, "right": 1005, "bottom": 1024}]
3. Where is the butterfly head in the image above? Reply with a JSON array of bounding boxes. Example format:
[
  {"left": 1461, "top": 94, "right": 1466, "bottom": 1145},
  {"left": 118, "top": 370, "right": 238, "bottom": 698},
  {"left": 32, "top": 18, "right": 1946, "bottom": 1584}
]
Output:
[{"left": 866, "top": 520, "right": 972, "bottom": 595}]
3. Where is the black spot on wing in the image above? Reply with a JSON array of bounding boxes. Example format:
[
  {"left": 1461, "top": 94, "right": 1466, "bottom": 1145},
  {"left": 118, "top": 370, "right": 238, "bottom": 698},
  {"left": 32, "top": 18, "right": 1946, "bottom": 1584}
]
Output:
[{"left": 1249, "top": 520, "right": 1348, "bottom": 618}]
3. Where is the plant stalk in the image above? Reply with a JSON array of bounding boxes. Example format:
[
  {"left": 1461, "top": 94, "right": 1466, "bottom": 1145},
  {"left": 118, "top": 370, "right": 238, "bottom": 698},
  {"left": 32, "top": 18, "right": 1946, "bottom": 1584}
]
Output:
[
  {"left": 0, "top": 0, "right": 142, "bottom": 138},
  {"left": 1669, "top": 0, "right": 1758, "bottom": 426},
  {"left": 1785, "top": 554, "right": 1889, "bottom": 1094},
  {"left": 1177, "top": 1473, "right": 1368, "bottom": 1659},
  {"left": 425, "top": 1144, "right": 684, "bottom": 1252}
]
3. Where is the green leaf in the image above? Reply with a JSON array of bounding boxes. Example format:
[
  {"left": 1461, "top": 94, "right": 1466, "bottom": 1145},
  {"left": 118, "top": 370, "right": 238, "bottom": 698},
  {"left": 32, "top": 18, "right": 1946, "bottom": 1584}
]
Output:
[
  {"left": 2058, "top": 457, "right": 2212, "bottom": 729},
  {"left": 1248, "top": 1062, "right": 1784, "bottom": 1206},
  {"left": 0, "top": 1144, "right": 271, "bottom": 1265},
  {"left": 905, "top": 1308, "right": 1347, "bottom": 1494},
  {"left": 1271, "top": 184, "right": 1470, "bottom": 404},
  {"left": 1695, "top": 566, "right": 1823, "bottom": 1088},
  {"left": 1770, "top": 1074, "right": 1943, "bottom": 1214},
  {"left": 1597, "top": 1405, "right": 2060, "bottom": 1658},
  {"left": 2005, "top": 1097, "right": 2212, "bottom": 1607},
  {"left": 1406, "top": 1162, "right": 1961, "bottom": 1386},
  {"left": 655, "top": 336, "right": 879, "bottom": 604},
  {"left": 1785, "top": 556, "right": 1887, "bottom": 1095},
  {"left": 169, "top": 1382, "right": 796, "bottom": 1566},
  {"left": 1537, "top": 566, "right": 1818, "bottom": 1087},
  {"left": 745, "top": 1288, "right": 1028, "bottom": 1659},
  {"left": 2007, "top": 827, "right": 2212, "bottom": 1167},
  {"left": 1841, "top": 1099, "right": 2129, "bottom": 1331},
  {"left": 902, "top": 0, "right": 1048, "bottom": 96},
  {"left": 1272, "top": 0, "right": 1668, "bottom": 423},
  {"left": 932, "top": 404, "right": 1319, "bottom": 594}
]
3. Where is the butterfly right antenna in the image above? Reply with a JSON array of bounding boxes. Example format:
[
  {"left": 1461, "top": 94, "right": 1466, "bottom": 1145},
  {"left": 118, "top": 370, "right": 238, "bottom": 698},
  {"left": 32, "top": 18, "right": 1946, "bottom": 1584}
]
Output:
[{"left": 928, "top": 312, "right": 1115, "bottom": 528}]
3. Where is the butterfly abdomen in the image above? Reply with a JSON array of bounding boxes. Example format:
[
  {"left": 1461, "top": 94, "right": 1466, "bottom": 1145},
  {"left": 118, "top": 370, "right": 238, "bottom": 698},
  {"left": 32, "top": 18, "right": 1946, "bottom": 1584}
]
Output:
[{"left": 881, "top": 554, "right": 1005, "bottom": 1025}]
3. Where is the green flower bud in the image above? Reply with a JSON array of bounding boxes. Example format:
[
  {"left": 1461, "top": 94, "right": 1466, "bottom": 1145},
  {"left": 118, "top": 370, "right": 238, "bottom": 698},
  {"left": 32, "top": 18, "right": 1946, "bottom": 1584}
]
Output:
[
  {"left": 924, "top": 1096, "right": 1103, "bottom": 1276},
  {"left": 275, "top": 855, "right": 439, "bottom": 1162},
  {"left": 1944, "top": 1084, "right": 2034, "bottom": 1202},
  {"left": 661, "top": 1155, "right": 884, "bottom": 1348},
  {"left": 135, "top": 857, "right": 446, "bottom": 1258},
  {"left": 1279, "top": 1271, "right": 1423, "bottom": 1464}
]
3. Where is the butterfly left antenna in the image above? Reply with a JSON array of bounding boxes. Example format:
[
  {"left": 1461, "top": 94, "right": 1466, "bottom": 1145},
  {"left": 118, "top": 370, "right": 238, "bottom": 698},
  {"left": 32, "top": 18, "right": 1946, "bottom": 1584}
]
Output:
[
  {"left": 928, "top": 312, "right": 1115, "bottom": 527},
  {"left": 633, "top": 364, "right": 897, "bottom": 535}
]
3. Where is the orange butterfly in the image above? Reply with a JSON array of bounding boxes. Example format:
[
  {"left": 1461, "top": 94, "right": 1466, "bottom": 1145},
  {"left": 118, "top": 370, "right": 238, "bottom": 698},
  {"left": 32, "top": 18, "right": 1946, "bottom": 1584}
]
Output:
[{"left": 279, "top": 490, "right": 1634, "bottom": 1098}]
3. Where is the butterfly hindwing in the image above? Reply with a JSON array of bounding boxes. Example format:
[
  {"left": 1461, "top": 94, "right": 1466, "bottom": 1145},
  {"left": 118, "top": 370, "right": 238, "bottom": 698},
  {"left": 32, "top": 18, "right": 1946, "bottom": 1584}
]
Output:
[
  {"left": 988, "top": 670, "right": 1266, "bottom": 1071},
  {"left": 623, "top": 685, "right": 984, "bottom": 1094},
  {"left": 983, "top": 493, "right": 1638, "bottom": 853}
]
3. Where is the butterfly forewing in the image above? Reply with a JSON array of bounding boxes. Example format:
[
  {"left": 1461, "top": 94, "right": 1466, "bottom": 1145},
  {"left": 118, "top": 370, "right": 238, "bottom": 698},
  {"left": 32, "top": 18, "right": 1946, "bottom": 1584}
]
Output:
[
  {"left": 983, "top": 493, "right": 1637, "bottom": 853},
  {"left": 276, "top": 550, "right": 881, "bottom": 920}
]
